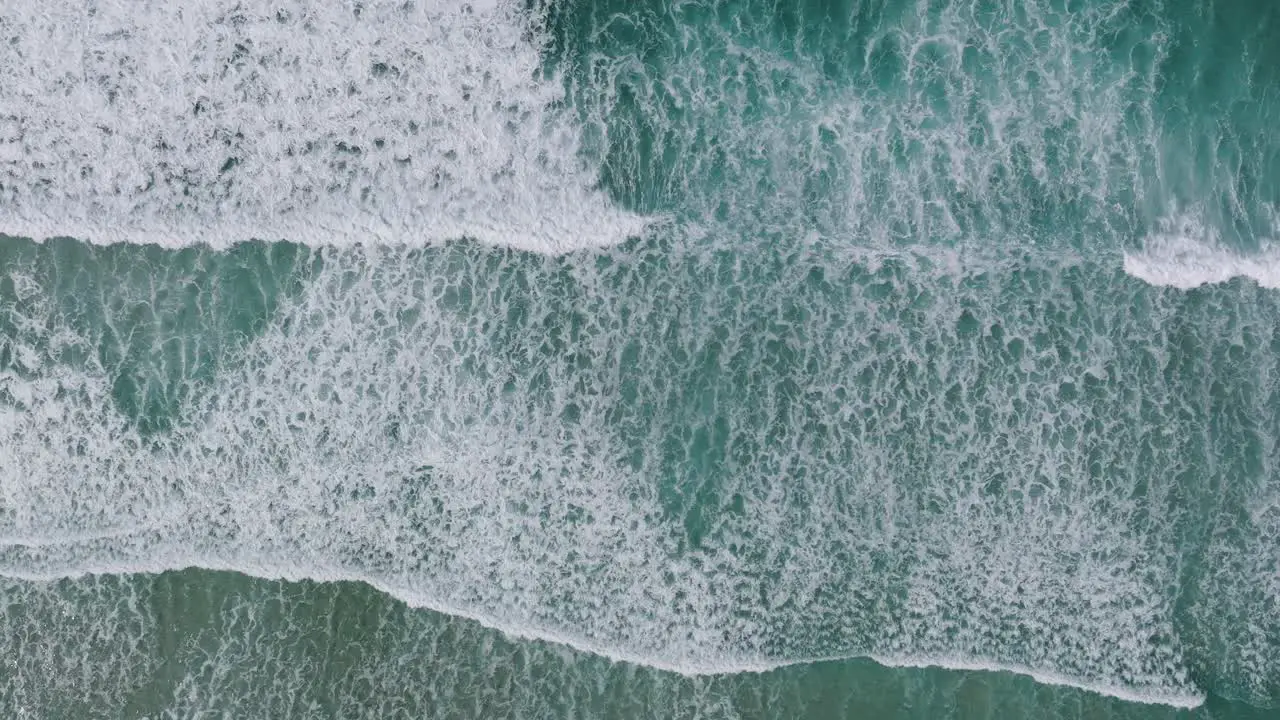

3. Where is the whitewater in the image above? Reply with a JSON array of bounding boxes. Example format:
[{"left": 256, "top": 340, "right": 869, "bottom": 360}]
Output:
[{"left": 2, "top": 0, "right": 1279, "bottom": 718}]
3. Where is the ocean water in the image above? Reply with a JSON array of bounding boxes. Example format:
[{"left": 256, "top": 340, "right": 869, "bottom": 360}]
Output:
[{"left": 1, "top": 1, "right": 1278, "bottom": 718}]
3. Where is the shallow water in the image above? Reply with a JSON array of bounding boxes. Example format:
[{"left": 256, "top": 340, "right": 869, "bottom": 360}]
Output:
[{"left": 1, "top": 1, "right": 1278, "bottom": 717}]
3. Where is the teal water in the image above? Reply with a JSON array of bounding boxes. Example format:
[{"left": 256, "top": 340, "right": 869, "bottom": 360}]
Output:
[{"left": 1, "top": 1, "right": 1279, "bottom": 718}]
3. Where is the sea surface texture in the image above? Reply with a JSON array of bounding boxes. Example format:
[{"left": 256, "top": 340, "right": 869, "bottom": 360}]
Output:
[{"left": 1, "top": 1, "right": 1278, "bottom": 718}]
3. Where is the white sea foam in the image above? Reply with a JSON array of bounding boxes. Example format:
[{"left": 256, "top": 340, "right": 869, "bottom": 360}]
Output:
[
  {"left": 1124, "top": 210, "right": 1280, "bottom": 289},
  {"left": 0, "top": 0, "right": 647, "bottom": 253},
  {"left": 1124, "top": 242, "right": 1280, "bottom": 290}
]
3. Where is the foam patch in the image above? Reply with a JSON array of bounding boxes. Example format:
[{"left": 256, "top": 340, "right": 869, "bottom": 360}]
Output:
[{"left": 0, "top": 0, "right": 647, "bottom": 252}]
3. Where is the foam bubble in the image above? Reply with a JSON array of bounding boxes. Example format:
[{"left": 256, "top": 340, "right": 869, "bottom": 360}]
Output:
[{"left": 0, "top": 0, "right": 647, "bottom": 253}]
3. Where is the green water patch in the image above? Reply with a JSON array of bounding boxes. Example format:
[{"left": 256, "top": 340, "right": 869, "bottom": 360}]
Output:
[{"left": 1153, "top": 0, "right": 1280, "bottom": 249}]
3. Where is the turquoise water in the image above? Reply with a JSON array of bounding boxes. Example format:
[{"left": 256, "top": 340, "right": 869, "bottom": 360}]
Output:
[{"left": 1, "top": 1, "right": 1278, "bottom": 718}]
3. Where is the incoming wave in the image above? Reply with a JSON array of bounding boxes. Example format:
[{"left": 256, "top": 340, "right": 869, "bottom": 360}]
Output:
[{"left": 1124, "top": 210, "right": 1280, "bottom": 289}]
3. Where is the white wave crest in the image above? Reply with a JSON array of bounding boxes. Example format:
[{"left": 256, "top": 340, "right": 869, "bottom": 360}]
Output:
[{"left": 1124, "top": 211, "right": 1280, "bottom": 289}]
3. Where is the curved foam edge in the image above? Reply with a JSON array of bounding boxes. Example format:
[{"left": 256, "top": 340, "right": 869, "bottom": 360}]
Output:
[
  {"left": 1124, "top": 232, "right": 1280, "bottom": 290},
  {"left": 0, "top": 560, "right": 1206, "bottom": 710}
]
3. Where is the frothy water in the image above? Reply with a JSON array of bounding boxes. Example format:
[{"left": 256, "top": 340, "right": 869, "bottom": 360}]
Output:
[
  {"left": 2, "top": 0, "right": 1280, "bottom": 717},
  {"left": 0, "top": 0, "right": 647, "bottom": 252},
  {"left": 6, "top": 238, "right": 1278, "bottom": 710},
  {"left": 1126, "top": 209, "right": 1280, "bottom": 289}
]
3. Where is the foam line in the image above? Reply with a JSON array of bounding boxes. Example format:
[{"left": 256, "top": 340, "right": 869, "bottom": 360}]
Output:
[{"left": 866, "top": 654, "right": 1205, "bottom": 709}]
